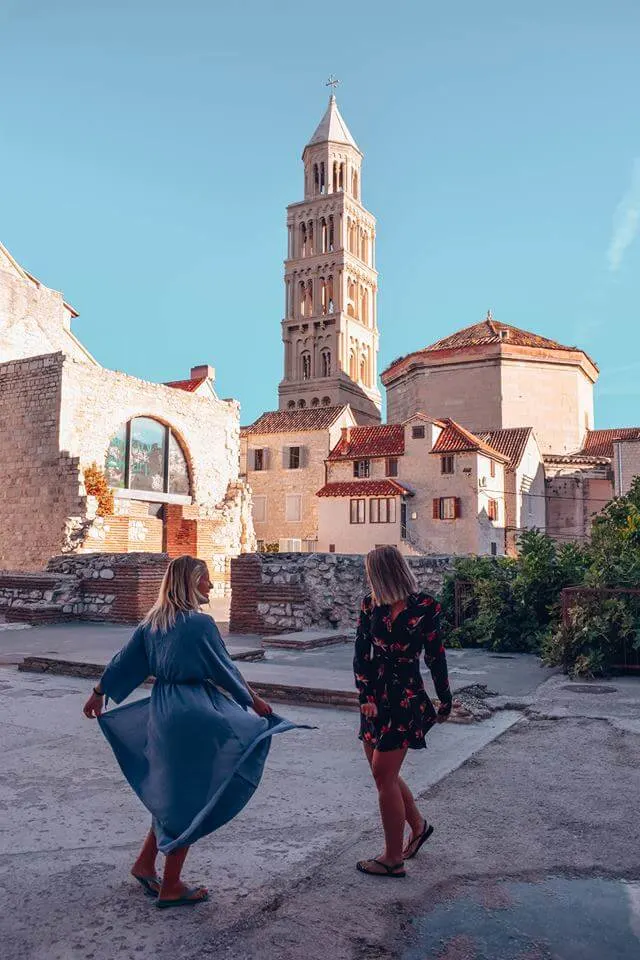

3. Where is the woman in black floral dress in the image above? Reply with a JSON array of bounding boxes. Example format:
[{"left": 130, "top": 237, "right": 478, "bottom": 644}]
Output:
[{"left": 353, "top": 546, "right": 452, "bottom": 878}]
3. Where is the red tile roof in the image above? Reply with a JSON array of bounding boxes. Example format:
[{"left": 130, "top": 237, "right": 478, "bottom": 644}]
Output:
[
  {"left": 242, "top": 406, "right": 348, "bottom": 435},
  {"left": 580, "top": 428, "right": 640, "bottom": 459},
  {"left": 328, "top": 424, "right": 405, "bottom": 460},
  {"left": 424, "top": 318, "right": 576, "bottom": 353},
  {"left": 477, "top": 427, "right": 533, "bottom": 471},
  {"left": 383, "top": 316, "right": 598, "bottom": 379},
  {"left": 164, "top": 377, "right": 207, "bottom": 393},
  {"left": 316, "top": 480, "right": 413, "bottom": 498},
  {"left": 431, "top": 419, "right": 510, "bottom": 463}
]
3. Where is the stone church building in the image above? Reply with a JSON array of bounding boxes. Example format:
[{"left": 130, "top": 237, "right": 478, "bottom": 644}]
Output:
[{"left": 0, "top": 241, "right": 254, "bottom": 589}]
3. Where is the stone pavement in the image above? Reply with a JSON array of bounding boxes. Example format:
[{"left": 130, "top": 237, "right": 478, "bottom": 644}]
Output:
[
  {"left": 0, "top": 620, "right": 556, "bottom": 709},
  {"left": 1, "top": 666, "right": 639, "bottom": 959}
]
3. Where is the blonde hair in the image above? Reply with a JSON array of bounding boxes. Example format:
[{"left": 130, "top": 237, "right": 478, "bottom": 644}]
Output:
[
  {"left": 365, "top": 545, "right": 418, "bottom": 606},
  {"left": 142, "top": 555, "right": 208, "bottom": 634}
]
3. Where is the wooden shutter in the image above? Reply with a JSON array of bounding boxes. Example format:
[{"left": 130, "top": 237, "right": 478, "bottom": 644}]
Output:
[
  {"left": 433, "top": 498, "right": 440, "bottom": 519},
  {"left": 262, "top": 448, "right": 270, "bottom": 470},
  {"left": 300, "top": 446, "right": 307, "bottom": 468},
  {"left": 282, "top": 446, "right": 290, "bottom": 469},
  {"left": 248, "top": 449, "right": 255, "bottom": 471},
  {"left": 454, "top": 497, "right": 462, "bottom": 519}
]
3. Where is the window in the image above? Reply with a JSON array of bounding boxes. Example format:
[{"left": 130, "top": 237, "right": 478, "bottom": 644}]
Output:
[
  {"left": 350, "top": 499, "right": 366, "bottom": 524},
  {"left": 253, "top": 448, "right": 266, "bottom": 471},
  {"left": 253, "top": 495, "right": 267, "bottom": 523},
  {"left": 301, "top": 352, "right": 311, "bottom": 380},
  {"left": 386, "top": 457, "right": 399, "bottom": 478},
  {"left": 370, "top": 498, "right": 397, "bottom": 524},
  {"left": 412, "top": 425, "right": 425, "bottom": 439},
  {"left": 433, "top": 497, "right": 461, "bottom": 520},
  {"left": 321, "top": 350, "right": 331, "bottom": 378},
  {"left": 487, "top": 499, "right": 498, "bottom": 521},
  {"left": 285, "top": 494, "right": 302, "bottom": 522},
  {"left": 105, "top": 418, "right": 190, "bottom": 497},
  {"left": 329, "top": 544, "right": 336, "bottom": 553},
  {"left": 490, "top": 460, "right": 496, "bottom": 479},
  {"left": 441, "top": 455, "right": 455, "bottom": 475},
  {"left": 401, "top": 501, "right": 408, "bottom": 540},
  {"left": 287, "top": 446, "right": 301, "bottom": 470},
  {"left": 491, "top": 542, "right": 498, "bottom": 556},
  {"left": 322, "top": 396, "right": 331, "bottom": 406},
  {"left": 353, "top": 459, "right": 371, "bottom": 478}
]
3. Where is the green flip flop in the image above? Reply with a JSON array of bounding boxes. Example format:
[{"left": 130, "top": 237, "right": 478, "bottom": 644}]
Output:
[{"left": 132, "top": 874, "right": 161, "bottom": 898}]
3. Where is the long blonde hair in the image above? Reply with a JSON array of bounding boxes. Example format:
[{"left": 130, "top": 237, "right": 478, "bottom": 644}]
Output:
[
  {"left": 365, "top": 545, "right": 418, "bottom": 606},
  {"left": 142, "top": 555, "right": 208, "bottom": 634}
]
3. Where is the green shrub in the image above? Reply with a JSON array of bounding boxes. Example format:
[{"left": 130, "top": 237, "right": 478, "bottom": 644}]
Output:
[{"left": 541, "top": 597, "right": 640, "bottom": 677}]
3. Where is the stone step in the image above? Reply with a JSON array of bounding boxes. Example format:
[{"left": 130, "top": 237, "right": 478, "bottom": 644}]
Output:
[{"left": 261, "top": 629, "right": 350, "bottom": 650}]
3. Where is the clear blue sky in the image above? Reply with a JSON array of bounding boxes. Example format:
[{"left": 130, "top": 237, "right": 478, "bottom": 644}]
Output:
[{"left": 1, "top": 0, "right": 639, "bottom": 428}]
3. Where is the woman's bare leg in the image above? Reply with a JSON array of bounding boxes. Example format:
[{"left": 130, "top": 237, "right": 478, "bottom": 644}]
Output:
[
  {"left": 363, "top": 744, "right": 423, "bottom": 838},
  {"left": 159, "top": 845, "right": 207, "bottom": 902},
  {"left": 131, "top": 829, "right": 159, "bottom": 880},
  {"left": 370, "top": 747, "right": 409, "bottom": 867}
]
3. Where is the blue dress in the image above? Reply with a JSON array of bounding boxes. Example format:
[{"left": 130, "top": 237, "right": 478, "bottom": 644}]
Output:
[{"left": 98, "top": 611, "right": 304, "bottom": 854}]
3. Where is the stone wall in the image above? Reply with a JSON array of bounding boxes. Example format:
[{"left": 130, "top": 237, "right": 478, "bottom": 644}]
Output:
[
  {"left": 230, "top": 552, "right": 454, "bottom": 634},
  {"left": 0, "top": 353, "right": 85, "bottom": 569},
  {"left": 0, "top": 553, "right": 168, "bottom": 624},
  {"left": 613, "top": 439, "right": 640, "bottom": 496}
]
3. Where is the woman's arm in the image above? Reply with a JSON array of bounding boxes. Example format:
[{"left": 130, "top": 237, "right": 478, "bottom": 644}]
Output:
[
  {"left": 353, "top": 597, "right": 377, "bottom": 709},
  {"left": 422, "top": 600, "right": 452, "bottom": 718},
  {"left": 83, "top": 625, "right": 150, "bottom": 717}
]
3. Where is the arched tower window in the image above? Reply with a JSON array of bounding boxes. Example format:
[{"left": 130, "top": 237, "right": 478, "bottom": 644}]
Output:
[
  {"left": 328, "top": 215, "right": 334, "bottom": 251},
  {"left": 300, "top": 222, "right": 307, "bottom": 257},
  {"left": 301, "top": 351, "right": 312, "bottom": 380},
  {"left": 322, "top": 396, "right": 331, "bottom": 406},
  {"left": 311, "top": 397, "right": 320, "bottom": 407},
  {"left": 299, "top": 281, "right": 306, "bottom": 317},
  {"left": 105, "top": 418, "right": 190, "bottom": 497},
  {"left": 320, "top": 277, "right": 327, "bottom": 316},
  {"left": 327, "top": 275, "right": 335, "bottom": 313},
  {"left": 287, "top": 400, "right": 296, "bottom": 409},
  {"left": 320, "top": 217, "right": 327, "bottom": 253},
  {"left": 321, "top": 350, "right": 331, "bottom": 378},
  {"left": 313, "top": 164, "right": 319, "bottom": 194},
  {"left": 352, "top": 170, "right": 359, "bottom": 199},
  {"left": 308, "top": 221, "right": 314, "bottom": 255},
  {"left": 361, "top": 287, "right": 369, "bottom": 324},
  {"left": 298, "top": 399, "right": 306, "bottom": 409},
  {"left": 349, "top": 349, "right": 357, "bottom": 380}
]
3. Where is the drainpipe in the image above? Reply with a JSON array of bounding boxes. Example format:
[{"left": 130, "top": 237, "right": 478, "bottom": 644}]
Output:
[{"left": 616, "top": 442, "right": 623, "bottom": 497}]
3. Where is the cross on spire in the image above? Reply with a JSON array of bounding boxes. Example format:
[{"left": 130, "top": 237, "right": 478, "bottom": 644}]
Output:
[{"left": 325, "top": 74, "right": 341, "bottom": 97}]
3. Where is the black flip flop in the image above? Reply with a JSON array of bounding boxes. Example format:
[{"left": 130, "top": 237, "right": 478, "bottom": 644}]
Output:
[
  {"left": 132, "top": 875, "right": 161, "bottom": 898},
  {"left": 156, "top": 887, "right": 209, "bottom": 909},
  {"left": 356, "top": 858, "right": 406, "bottom": 878},
  {"left": 404, "top": 820, "right": 434, "bottom": 861}
]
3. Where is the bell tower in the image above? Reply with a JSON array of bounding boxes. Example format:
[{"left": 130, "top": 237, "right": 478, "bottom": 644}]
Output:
[{"left": 278, "top": 88, "right": 382, "bottom": 424}]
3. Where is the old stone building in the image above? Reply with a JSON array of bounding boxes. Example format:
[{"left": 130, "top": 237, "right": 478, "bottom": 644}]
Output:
[
  {"left": 0, "top": 240, "right": 254, "bottom": 588},
  {"left": 315, "top": 416, "right": 535, "bottom": 557},
  {"left": 382, "top": 313, "right": 597, "bottom": 456},
  {"left": 279, "top": 95, "right": 382, "bottom": 424},
  {"left": 240, "top": 405, "right": 356, "bottom": 551}
]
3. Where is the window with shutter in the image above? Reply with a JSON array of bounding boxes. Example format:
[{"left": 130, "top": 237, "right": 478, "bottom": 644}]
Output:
[
  {"left": 353, "top": 460, "right": 371, "bottom": 478},
  {"left": 386, "top": 457, "right": 399, "bottom": 477},
  {"left": 350, "top": 499, "right": 366, "bottom": 524},
  {"left": 253, "top": 448, "right": 265, "bottom": 471},
  {"left": 288, "top": 446, "right": 301, "bottom": 470}
]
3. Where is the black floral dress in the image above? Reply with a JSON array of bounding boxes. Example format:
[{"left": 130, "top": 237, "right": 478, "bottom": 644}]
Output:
[{"left": 354, "top": 592, "right": 452, "bottom": 752}]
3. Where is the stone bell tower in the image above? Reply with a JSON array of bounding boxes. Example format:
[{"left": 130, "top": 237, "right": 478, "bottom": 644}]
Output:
[{"left": 278, "top": 90, "right": 382, "bottom": 424}]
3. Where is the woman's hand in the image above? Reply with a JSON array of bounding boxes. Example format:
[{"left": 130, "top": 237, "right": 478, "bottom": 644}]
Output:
[
  {"left": 252, "top": 695, "right": 273, "bottom": 717},
  {"left": 83, "top": 690, "right": 104, "bottom": 719},
  {"left": 361, "top": 702, "right": 378, "bottom": 719}
]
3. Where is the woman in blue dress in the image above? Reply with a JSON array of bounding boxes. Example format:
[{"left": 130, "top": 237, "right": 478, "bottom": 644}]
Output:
[{"left": 83, "top": 555, "right": 302, "bottom": 908}]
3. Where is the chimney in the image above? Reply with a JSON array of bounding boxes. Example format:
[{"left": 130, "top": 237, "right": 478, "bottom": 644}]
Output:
[
  {"left": 342, "top": 426, "right": 351, "bottom": 445},
  {"left": 191, "top": 364, "right": 215, "bottom": 382}
]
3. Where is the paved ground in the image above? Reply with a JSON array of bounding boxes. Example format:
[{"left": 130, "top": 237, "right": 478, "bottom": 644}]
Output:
[
  {"left": 0, "top": 620, "right": 555, "bottom": 700},
  {"left": 1, "top": 664, "right": 639, "bottom": 959},
  {"left": 0, "top": 667, "right": 518, "bottom": 960}
]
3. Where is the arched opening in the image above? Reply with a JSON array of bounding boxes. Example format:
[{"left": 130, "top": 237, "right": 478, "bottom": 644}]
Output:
[
  {"left": 287, "top": 400, "right": 296, "bottom": 409},
  {"left": 313, "top": 164, "right": 319, "bottom": 194},
  {"left": 347, "top": 279, "right": 356, "bottom": 318},
  {"left": 361, "top": 287, "right": 368, "bottom": 325},
  {"left": 319, "top": 276, "right": 327, "bottom": 316},
  {"left": 300, "top": 222, "right": 307, "bottom": 257},
  {"left": 301, "top": 351, "right": 312, "bottom": 381},
  {"left": 298, "top": 399, "right": 306, "bottom": 409},
  {"left": 320, "top": 162, "right": 326, "bottom": 194},
  {"left": 321, "top": 349, "right": 331, "bottom": 378},
  {"left": 320, "top": 217, "right": 327, "bottom": 253},
  {"left": 308, "top": 221, "right": 314, "bottom": 255},
  {"left": 105, "top": 417, "right": 190, "bottom": 498},
  {"left": 327, "top": 275, "right": 334, "bottom": 313},
  {"left": 311, "top": 397, "right": 320, "bottom": 407},
  {"left": 349, "top": 349, "right": 357, "bottom": 380},
  {"left": 322, "top": 396, "right": 331, "bottom": 406},
  {"left": 352, "top": 170, "right": 359, "bottom": 198},
  {"left": 328, "top": 215, "right": 334, "bottom": 251},
  {"left": 299, "top": 281, "right": 306, "bottom": 317}
]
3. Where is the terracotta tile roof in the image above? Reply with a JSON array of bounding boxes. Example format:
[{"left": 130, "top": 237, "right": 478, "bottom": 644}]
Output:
[
  {"left": 242, "top": 406, "right": 348, "bottom": 435},
  {"left": 317, "top": 479, "right": 414, "bottom": 498},
  {"left": 431, "top": 419, "right": 510, "bottom": 463},
  {"left": 477, "top": 427, "right": 533, "bottom": 471},
  {"left": 164, "top": 377, "right": 207, "bottom": 393},
  {"left": 382, "top": 315, "right": 598, "bottom": 379},
  {"left": 424, "top": 318, "right": 576, "bottom": 353},
  {"left": 580, "top": 428, "right": 640, "bottom": 459},
  {"left": 328, "top": 424, "right": 405, "bottom": 460}
]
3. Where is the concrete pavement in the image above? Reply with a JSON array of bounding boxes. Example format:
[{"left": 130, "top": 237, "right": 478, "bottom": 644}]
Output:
[{"left": 0, "top": 666, "right": 518, "bottom": 960}]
